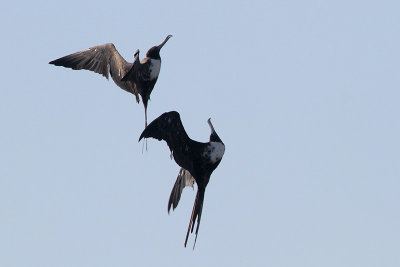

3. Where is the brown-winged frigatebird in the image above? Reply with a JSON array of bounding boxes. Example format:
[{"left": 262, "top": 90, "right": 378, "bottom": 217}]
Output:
[{"left": 49, "top": 35, "right": 172, "bottom": 127}]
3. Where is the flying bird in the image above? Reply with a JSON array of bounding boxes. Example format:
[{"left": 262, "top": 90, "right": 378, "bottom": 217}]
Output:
[
  {"left": 49, "top": 35, "right": 172, "bottom": 127},
  {"left": 121, "top": 35, "right": 172, "bottom": 127},
  {"left": 139, "top": 111, "right": 225, "bottom": 249}
]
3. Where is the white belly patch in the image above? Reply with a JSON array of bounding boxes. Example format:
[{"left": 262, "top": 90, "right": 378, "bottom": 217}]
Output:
[
  {"left": 203, "top": 142, "right": 225, "bottom": 164},
  {"left": 149, "top": 59, "right": 161, "bottom": 80}
]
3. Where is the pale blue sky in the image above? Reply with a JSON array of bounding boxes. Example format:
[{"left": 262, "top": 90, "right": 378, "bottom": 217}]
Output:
[{"left": 1, "top": 0, "right": 399, "bottom": 266}]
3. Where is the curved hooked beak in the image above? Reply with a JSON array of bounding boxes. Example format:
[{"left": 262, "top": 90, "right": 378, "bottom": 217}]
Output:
[
  {"left": 157, "top": 34, "right": 173, "bottom": 49},
  {"left": 207, "top": 118, "right": 215, "bottom": 133}
]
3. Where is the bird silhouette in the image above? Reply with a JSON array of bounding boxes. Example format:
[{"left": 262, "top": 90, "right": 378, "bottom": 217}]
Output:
[
  {"left": 49, "top": 35, "right": 172, "bottom": 127},
  {"left": 139, "top": 111, "right": 225, "bottom": 248}
]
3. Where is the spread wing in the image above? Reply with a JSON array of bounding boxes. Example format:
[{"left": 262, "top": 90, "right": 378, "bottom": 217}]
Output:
[
  {"left": 168, "top": 168, "right": 195, "bottom": 213},
  {"left": 49, "top": 43, "right": 130, "bottom": 80},
  {"left": 121, "top": 50, "right": 140, "bottom": 82},
  {"left": 139, "top": 111, "right": 191, "bottom": 152},
  {"left": 140, "top": 111, "right": 210, "bottom": 249},
  {"left": 122, "top": 57, "right": 152, "bottom": 82}
]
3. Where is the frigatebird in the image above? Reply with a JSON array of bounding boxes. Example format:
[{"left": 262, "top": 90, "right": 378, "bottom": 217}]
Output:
[
  {"left": 121, "top": 35, "right": 172, "bottom": 127},
  {"left": 49, "top": 35, "right": 172, "bottom": 127},
  {"left": 139, "top": 111, "right": 225, "bottom": 248}
]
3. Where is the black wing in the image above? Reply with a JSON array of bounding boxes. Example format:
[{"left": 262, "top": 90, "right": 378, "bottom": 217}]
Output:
[
  {"left": 49, "top": 43, "right": 129, "bottom": 80},
  {"left": 168, "top": 168, "right": 195, "bottom": 213},
  {"left": 139, "top": 111, "right": 191, "bottom": 152},
  {"left": 122, "top": 57, "right": 153, "bottom": 82},
  {"left": 121, "top": 49, "right": 140, "bottom": 82}
]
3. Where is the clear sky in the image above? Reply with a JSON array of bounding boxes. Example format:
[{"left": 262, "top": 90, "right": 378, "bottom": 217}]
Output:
[{"left": 1, "top": 0, "right": 399, "bottom": 266}]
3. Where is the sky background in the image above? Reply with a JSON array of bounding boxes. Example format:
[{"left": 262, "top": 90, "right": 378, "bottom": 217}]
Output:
[{"left": 1, "top": 0, "right": 400, "bottom": 266}]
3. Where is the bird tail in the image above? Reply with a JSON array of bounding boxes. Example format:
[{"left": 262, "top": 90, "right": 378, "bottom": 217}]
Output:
[{"left": 185, "top": 187, "right": 205, "bottom": 249}]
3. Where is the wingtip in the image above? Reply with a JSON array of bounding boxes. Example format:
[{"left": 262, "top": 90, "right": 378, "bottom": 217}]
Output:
[{"left": 138, "top": 129, "right": 145, "bottom": 142}]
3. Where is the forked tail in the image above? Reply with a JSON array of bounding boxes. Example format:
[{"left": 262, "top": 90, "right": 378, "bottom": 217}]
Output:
[{"left": 185, "top": 188, "right": 205, "bottom": 249}]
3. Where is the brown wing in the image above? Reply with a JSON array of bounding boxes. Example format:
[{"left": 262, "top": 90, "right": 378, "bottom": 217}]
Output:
[
  {"left": 49, "top": 43, "right": 129, "bottom": 80},
  {"left": 168, "top": 168, "right": 195, "bottom": 213}
]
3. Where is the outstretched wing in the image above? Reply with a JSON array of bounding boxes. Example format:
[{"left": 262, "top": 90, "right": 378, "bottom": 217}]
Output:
[
  {"left": 49, "top": 43, "right": 129, "bottom": 80},
  {"left": 168, "top": 168, "right": 195, "bottom": 213},
  {"left": 139, "top": 111, "right": 191, "bottom": 152},
  {"left": 121, "top": 56, "right": 152, "bottom": 82},
  {"left": 121, "top": 49, "right": 140, "bottom": 82}
]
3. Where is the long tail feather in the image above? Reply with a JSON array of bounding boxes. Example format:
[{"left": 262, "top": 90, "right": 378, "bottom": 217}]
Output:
[{"left": 184, "top": 188, "right": 205, "bottom": 249}]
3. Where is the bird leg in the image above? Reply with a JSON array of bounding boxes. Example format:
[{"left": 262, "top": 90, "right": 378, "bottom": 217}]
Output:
[
  {"left": 141, "top": 138, "right": 146, "bottom": 153},
  {"left": 144, "top": 104, "right": 148, "bottom": 151},
  {"left": 141, "top": 112, "right": 148, "bottom": 153}
]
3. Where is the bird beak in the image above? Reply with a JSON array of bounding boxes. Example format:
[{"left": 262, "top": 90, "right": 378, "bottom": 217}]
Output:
[
  {"left": 157, "top": 35, "right": 173, "bottom": 49},
  {"left": 207, "top": 118, "right": 215, "bottom": 133}
]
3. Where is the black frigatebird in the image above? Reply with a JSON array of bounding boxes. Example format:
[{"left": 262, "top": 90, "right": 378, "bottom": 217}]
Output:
[
  {"left": 121, "top": 35, "right": 172, "bottom": 127},
  {"left": 49, "top": 35, "right": 172, "bottom": 127},
  {"left": 139, "top": 111, "right": 225, "bottom": 249}
]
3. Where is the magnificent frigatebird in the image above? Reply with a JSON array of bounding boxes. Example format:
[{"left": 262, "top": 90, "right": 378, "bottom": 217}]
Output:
[
  {"left": 139, "top": 111, "right": 225, "bottom": 248},
  {"left": 49, "top": 35, "right": 172, "bottom": 127},
  {"left": 121, "top": 35, "right": 172, "bottom": 127}
]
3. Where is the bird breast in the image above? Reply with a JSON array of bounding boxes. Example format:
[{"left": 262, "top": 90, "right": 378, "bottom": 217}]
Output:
[
  {"left": 149, "top": 59, "right": 161, "bottom": 80},
  {"left": 203, "top": 142, "right": 225, "bottom": 164}
]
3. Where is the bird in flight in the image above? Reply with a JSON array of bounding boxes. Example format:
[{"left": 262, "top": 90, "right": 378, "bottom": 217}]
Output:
[
  {"left": 49, "top": 35, "right": 172, "bottom": 127},
  {"left": 121, "top": 35, "right": 172, "bottom": 127},
  {"left": 139, "top": 111, "right": 225, "bottom": 249}
]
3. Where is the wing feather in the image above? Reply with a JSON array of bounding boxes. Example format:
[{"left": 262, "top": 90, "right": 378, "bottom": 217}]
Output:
[
  {"left": 121, "top": 50, "right": 140, "bottom": 82},
  {"left": 168, "top": 168, "right": 195, "bottom": 213},
  {"left": 49, "top": 43, "right": 128, "bottom": 80},
  {"left": 139, "top": 111, "right": 190, "bottom": 152}
]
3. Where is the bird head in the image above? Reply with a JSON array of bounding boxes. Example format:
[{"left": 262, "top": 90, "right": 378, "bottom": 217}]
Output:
[{"left": 146, "top": 35, "right": 173, "bottom": 59}]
